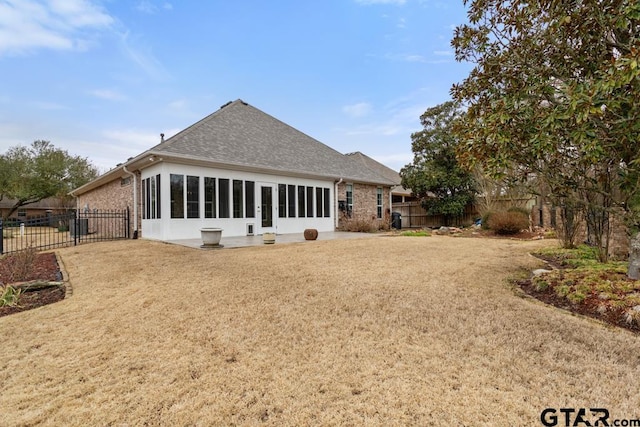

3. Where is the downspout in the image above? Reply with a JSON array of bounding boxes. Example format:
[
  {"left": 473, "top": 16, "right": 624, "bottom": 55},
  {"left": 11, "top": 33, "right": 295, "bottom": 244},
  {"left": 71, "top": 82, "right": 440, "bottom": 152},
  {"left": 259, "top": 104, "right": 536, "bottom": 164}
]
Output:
[
  {"left": 388, "top": 185, "right": 393, "bottom": 227},
  {"left": 123, "top": 165, "right": 138, "bottom": 239},
  {"left": 334, "top": 178, "right": 343, "bottom": 229}
]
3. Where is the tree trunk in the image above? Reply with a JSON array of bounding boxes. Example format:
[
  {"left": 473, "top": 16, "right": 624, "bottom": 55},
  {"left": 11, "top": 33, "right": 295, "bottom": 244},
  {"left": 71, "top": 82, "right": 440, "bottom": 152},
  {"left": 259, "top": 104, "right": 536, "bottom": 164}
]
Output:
[{"left": 629, "top": 231, "right": 640, "bottom": 280}]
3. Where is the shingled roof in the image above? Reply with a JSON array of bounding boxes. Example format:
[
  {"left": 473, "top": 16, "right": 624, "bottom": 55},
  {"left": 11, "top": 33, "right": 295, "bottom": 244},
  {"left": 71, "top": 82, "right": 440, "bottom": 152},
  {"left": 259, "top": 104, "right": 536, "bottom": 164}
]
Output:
[
  {"left": 71, "top": 99, "right": 396, "bottom": 196},
  {"left": 146, "top": 99, "right": 395, "bottom": 185}
]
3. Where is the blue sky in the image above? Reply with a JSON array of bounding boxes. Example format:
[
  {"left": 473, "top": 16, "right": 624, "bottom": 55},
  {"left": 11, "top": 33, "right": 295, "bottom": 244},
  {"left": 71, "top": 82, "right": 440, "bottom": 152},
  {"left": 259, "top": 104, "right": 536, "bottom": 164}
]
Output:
[{"left": 0, "top": 0, "right": 472, "bottom": 173}]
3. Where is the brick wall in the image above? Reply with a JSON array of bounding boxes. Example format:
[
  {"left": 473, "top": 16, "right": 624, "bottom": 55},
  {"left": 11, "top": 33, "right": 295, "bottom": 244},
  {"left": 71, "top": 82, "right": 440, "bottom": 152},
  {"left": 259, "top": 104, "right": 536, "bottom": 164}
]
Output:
[
  {"left": 336, "top": 182, "right": 391, "bottom": 229},
  {"left": 76, "top": 172, "right": 142, "bottom": 237}
]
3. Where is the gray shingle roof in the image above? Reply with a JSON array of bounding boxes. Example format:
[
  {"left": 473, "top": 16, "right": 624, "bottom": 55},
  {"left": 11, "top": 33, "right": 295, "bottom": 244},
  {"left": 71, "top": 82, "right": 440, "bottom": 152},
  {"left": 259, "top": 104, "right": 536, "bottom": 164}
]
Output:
[
  {"left": 345, "top": 152, "right": 401, "bottom": 185},
  {"left": 149, "top": 100, "right": 395, "bottom": 185}
]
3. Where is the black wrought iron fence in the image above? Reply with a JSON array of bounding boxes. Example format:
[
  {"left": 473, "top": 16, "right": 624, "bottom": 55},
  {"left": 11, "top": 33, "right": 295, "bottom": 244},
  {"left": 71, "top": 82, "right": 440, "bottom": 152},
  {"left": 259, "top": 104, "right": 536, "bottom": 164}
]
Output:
[{"left": 0, "top": 208, "right": 130, "bottom": 255}]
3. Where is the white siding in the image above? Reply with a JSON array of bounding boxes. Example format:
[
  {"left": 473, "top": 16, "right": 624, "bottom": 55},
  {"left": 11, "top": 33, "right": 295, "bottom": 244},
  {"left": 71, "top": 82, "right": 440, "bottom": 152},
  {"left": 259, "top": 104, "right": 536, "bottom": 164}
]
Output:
[{"left": 141, "top": 162, "right": 334, "bottom": 240}]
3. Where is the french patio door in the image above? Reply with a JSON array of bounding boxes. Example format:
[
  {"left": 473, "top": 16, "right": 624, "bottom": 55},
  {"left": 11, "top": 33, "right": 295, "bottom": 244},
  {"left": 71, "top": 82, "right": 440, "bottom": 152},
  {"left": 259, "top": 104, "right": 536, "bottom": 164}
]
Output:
[{"left": 257, "top": 183, "right": 277, "bottom": 234}]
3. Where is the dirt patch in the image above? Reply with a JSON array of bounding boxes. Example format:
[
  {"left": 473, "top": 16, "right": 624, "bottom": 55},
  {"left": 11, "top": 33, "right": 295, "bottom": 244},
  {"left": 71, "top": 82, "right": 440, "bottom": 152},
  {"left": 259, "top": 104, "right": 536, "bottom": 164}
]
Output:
[{"left": 0, "top": 252, "right": 64, "bottom": 317}]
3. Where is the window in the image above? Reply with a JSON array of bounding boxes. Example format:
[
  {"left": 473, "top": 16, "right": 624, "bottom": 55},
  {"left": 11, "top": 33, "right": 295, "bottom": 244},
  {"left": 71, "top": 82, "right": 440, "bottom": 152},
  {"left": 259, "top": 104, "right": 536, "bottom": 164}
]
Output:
[
  {"left": 288, "top": 185, "right": 296, "bottom": 217},
  {"left": 278, "top": 184, "right": 287, "bottom": 218},
  {"left": 245, "top": 181, "right": 255, "bottom": 218},
  {"left": 17, "top": 210, "right": 26, "bottom": 217},
  {"left": 156, "top": 174, "right": 161, "bottom": 219},
  {"left": 297, "top": 186, "right": 306, "bottom": 218},
  {"left": 346, "top": 184, "right": 353, "bottom": 215},
  {"left": 170, "top": 174, "right": 184, "bottom": 218},
  {"left": 143, "top": 176, "right": 160, "bottom": 219},
  {"left": 377, "top": 187, "right": 383, "bottom": 219},
  {"left": 316, "top": 187, "right": 323, "bottom": 217},
  {"left": 323, "top": 188, "right": 330, "bottom": 218},
  {"left": 306, "top": 187, "right": 314, "bottom": 217},
  {"left": 150, "top": 176, "right": 157, "bottom": 219},
  {"left": 205, "top": 177, "right": 216, "bottom": 218},
  {"left": 143, "top": 178, "right": 148, "bottom": 219},
  {"left": 219, "top": 178, "right": 230, "bottom": 218},
  {"left": 187, "top": 176, "right": 199, "bottom": 218},
  {"left": 233, "top": 179, "right": 243, "bottom": 218}
]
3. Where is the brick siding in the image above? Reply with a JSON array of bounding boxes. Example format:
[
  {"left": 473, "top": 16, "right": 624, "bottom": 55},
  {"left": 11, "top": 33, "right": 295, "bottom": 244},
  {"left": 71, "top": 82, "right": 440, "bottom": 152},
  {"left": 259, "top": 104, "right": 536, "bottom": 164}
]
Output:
[
  {"left": 336, "top": 182, "right": 391, "bottom": 228},
  {"left": 76, "top": 172, "right": 142, "bottom": 237}
]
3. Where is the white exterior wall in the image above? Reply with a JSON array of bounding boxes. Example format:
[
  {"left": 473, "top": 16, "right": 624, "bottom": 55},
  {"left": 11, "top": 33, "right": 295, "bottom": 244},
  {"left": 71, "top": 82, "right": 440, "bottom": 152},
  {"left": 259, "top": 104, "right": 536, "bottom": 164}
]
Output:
[{"left": 141, "top": 162, "right": 335, "bottom": 240}]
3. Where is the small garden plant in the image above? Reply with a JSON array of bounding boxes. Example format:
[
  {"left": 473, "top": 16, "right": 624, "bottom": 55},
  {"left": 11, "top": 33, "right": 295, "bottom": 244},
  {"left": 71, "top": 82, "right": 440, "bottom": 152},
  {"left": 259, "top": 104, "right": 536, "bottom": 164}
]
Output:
[
  {"left": 526, "top": 245, "right": 640, "bottom": 332},
  {"left": 0, "top": 285, "right": 22, "bottom": 307}
]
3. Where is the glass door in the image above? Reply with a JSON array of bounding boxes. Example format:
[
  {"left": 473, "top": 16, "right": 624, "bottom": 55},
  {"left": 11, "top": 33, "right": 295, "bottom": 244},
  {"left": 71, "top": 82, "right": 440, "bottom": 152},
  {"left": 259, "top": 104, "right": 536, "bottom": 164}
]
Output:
[{"left": 258, "top": 183, "right": 276, "bottom": 234}]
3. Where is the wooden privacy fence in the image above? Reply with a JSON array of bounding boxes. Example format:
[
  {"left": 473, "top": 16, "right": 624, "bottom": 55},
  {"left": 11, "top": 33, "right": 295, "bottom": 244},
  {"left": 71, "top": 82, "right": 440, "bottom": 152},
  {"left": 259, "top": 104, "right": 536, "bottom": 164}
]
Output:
[
  {"left": 0, "top": 208, "right": 130, "bottom": 255},
  {"left": 392, "top": 202, "right": 479, "bottom": 229}
]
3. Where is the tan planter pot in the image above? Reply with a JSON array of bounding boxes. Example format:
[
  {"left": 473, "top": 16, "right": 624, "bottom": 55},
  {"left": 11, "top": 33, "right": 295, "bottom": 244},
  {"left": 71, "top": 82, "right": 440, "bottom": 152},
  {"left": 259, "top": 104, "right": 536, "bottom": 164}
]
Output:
[{"left": 263, "top": 232, "right": 276, "bottom": 244}]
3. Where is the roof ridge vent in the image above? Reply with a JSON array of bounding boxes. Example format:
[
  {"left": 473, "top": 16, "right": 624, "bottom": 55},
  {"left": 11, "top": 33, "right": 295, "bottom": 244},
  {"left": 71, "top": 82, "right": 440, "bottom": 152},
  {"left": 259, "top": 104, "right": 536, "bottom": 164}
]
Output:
[{"left": 220, "top": 101, "right": 232, "bottom": 109}]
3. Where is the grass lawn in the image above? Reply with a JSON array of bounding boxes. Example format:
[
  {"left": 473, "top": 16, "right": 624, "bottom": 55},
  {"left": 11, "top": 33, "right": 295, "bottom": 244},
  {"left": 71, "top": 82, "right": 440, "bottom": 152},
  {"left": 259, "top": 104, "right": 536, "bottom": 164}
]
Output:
[{"left": 1, "top": 236, "right": 639, "bottom": 426}]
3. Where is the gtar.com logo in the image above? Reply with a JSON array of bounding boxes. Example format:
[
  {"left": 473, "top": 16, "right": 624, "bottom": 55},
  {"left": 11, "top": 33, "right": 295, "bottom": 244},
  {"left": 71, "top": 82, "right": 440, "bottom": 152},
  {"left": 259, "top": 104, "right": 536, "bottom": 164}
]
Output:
[{"left": 540, "top": 408, "right": 610, "bottom": 426}]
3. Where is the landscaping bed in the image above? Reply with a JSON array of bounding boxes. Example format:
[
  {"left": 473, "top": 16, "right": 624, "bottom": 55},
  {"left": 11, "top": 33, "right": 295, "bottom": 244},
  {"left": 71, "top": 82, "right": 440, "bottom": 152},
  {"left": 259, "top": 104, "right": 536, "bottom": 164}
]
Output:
[
  {"left": 518, "top": 245, "right": 640, "bottom": 334},
  {"left": 0, "top": 251, "right": 64, "bottom": 317}
]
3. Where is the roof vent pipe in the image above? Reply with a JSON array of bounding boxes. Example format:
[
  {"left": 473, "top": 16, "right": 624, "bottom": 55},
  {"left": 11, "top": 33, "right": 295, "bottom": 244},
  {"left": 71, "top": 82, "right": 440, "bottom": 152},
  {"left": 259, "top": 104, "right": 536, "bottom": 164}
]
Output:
[{"left": 160, "top": 133, "right": 164, "bottom": 143}]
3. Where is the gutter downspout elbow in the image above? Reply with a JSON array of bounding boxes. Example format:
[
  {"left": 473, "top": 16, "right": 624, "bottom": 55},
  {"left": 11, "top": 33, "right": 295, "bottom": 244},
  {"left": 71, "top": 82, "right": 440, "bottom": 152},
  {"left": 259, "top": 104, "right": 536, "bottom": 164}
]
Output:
[{"left": 123, "top": 166, "right": 138, "bottom": 239}]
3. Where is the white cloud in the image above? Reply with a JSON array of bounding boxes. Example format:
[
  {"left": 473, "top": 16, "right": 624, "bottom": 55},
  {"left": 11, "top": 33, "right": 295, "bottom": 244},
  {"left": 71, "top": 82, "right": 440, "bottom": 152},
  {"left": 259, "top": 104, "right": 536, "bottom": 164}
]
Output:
[
  {"left": 30, "top": 100, "right": 69, "bottom": 110},
  {"left": 0, "top": 0, "right": 114, "bottom": 56},
  {"left": 434, "top": 50, "right": 453, "bottom": 56},
  {"left": 102, "top": 129, "right": 165, "bottom": 151},
  {"left": 88, "top": 89, "right": 126, "bottom": 101},
  {"left": 355, "top": 0, "right": 406, "bottom": 5},
  {"left": 119, "top": 31, "right": 169, "bottom": 80},
  {"left": 135, "top": 1, "right": 173, "bottom": 14},
  {"left": 342, "top": 102, "right": 372, "bottom": 118}
]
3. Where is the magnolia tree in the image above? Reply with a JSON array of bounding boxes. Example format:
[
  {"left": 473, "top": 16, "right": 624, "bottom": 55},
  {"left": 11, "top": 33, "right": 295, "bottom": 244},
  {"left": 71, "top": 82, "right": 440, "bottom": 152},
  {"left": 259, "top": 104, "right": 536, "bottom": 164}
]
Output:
[
  {"left": 451, "top": 0, "right": 640, "bottom": 277},
  {"left": 0, "top": 141, "right": 98, "bottom": 220}
]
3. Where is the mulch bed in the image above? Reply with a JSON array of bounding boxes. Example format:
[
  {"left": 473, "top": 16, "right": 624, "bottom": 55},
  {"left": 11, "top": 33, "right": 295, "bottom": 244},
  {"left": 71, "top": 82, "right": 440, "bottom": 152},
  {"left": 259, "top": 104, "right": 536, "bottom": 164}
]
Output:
[
  {"left": 0, "top": 252, "right": 65, "bottom": 317},
  {"left": 517, "top": 258, "right": 640, "bottom": 334}
]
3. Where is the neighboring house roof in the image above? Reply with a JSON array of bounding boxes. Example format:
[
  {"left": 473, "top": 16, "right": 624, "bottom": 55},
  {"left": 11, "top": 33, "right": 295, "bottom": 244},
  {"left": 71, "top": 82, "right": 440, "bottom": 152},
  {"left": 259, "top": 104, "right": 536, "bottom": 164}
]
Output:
[
  {"left": 72, "top": 99, "right": 396, "bottom": 195},
  {"left": 345, "top": 152, "right": 413, "bottom": 197}
]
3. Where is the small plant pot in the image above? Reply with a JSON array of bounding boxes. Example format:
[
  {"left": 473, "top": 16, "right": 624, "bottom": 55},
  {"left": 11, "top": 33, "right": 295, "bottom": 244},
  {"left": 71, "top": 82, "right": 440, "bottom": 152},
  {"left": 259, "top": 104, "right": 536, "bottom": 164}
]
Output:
[
  {"left": 200, "top": 228, "right": 223, "bottom": 248},
  {"left": 263, "top": 232, "right": 276, "bottom": 244},
  {"left": 304, "top": 229, "right": 318, "bottom": 240}
]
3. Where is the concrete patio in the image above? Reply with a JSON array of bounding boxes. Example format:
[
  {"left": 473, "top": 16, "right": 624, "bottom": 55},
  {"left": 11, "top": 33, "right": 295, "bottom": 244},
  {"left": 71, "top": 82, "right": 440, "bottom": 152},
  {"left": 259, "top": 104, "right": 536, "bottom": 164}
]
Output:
[{"left": 168, "top": 230, "right": 387, "bottom": 249}]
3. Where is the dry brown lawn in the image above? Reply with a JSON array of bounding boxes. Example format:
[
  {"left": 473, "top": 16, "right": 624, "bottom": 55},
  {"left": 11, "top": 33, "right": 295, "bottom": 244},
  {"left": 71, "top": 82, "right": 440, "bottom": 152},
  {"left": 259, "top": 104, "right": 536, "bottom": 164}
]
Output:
[{"left": 1, "top": 236, "right": 639, "bottom": 426}]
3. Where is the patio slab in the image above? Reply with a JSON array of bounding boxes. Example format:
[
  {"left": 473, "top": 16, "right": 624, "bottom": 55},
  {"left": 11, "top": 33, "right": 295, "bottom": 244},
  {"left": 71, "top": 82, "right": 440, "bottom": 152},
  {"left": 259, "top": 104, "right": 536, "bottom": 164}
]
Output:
[{"left": 167, "top": 231, "right": 385, "bottom": 249}]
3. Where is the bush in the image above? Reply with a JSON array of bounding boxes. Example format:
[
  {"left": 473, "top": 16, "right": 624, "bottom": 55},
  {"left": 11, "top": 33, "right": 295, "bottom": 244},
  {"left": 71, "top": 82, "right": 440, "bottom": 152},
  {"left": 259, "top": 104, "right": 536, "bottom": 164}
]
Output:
[
  {"left": 5, "top": 247, "right": 37, "bottom": 283},
  {"left": 340, "top": 218, "right": 382, "bottom": 233},
  {"left": 507, "top": 206, "right": 531, "bottom": 217},
  {"left": 487, "top": 210, "right": 529, "bottom": 235},
  {"left": 481, "top": 211, "right": 494, "bottom": 230}
]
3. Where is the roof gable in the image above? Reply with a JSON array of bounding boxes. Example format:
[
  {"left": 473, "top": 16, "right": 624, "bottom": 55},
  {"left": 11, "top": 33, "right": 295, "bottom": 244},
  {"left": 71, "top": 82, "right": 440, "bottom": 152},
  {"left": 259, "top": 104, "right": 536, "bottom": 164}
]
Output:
[{"left": 151, "top": 100, "right": 394, "bottom": 185}]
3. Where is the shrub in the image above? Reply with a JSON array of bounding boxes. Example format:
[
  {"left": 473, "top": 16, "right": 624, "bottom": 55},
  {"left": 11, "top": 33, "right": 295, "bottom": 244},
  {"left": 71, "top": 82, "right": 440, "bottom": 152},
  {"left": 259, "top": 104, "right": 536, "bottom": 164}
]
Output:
[
  {"left": 6, "top": 247, "right": 37, "bottom": 283},
  {"left": 481, "top": 211, "right": 494, "bottom": 230},
  {"left": 507, "top": 206, "right": 531, "bottom": 217},
  {"left": 340, "top": 218, "right": 381, "bottom": 233},
  {"left": 0, "top": 285, "right": 22, "bottom": 307},
  {"left": 487, "top": 210, "right": 529, "bottom": 235}
]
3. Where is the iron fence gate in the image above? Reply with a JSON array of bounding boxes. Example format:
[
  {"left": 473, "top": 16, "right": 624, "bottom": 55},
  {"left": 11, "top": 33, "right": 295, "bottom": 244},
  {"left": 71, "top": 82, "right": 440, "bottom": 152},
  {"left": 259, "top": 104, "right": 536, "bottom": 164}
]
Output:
[{"left": 0, "top": 208, "right": 130, "bottom": 255}]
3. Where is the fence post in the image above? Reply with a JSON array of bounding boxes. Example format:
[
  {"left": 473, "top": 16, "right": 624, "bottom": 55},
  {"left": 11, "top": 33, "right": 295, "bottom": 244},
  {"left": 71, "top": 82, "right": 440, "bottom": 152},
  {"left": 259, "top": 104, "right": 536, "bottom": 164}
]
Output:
[
  {"left": 126, "top": 207, "right": 131, "bottom": 239},
  {"left": 0, "top": 217, "right": 3, "bottom": 255},
  {"left": 74, "top": 211, "right": 79, "bottom": 247}
]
